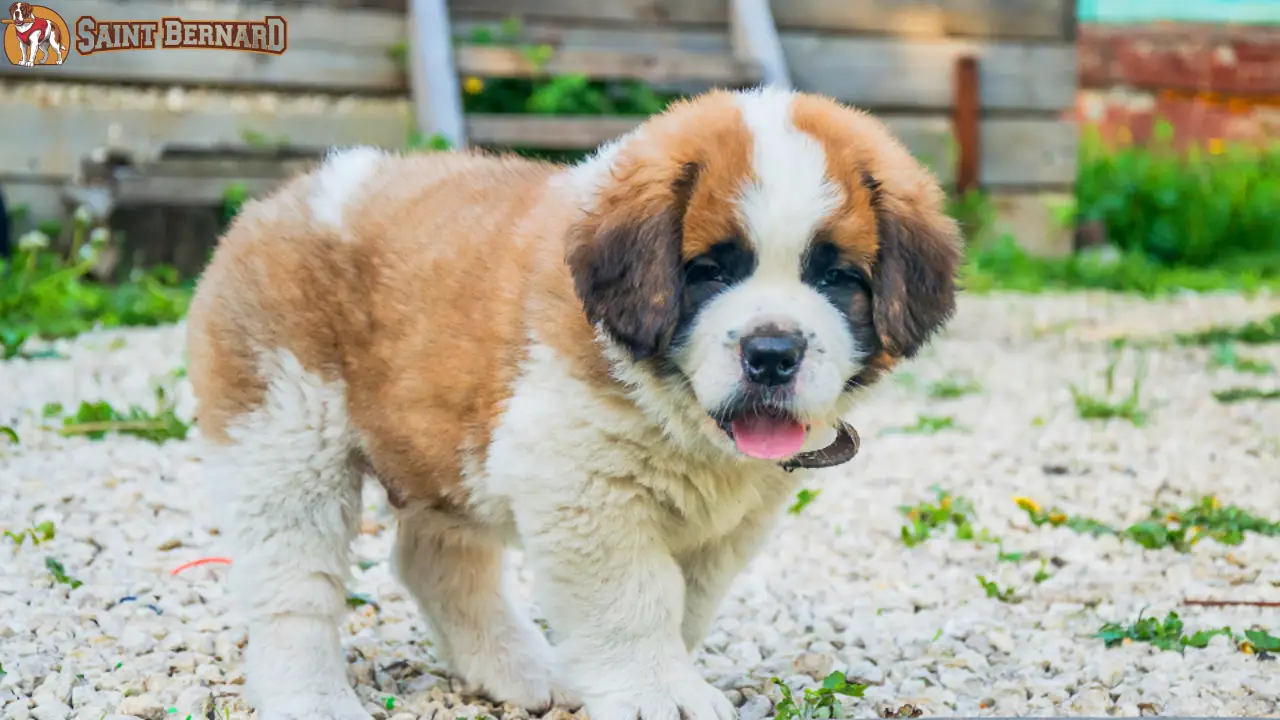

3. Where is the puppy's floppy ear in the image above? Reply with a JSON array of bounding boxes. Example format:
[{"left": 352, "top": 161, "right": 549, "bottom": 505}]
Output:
[
  {"left": 568, "top": 161, "right": 700, "bottom": 361},
  {"left": 866, "top": 176, "right": 963, "bottom": 359}
]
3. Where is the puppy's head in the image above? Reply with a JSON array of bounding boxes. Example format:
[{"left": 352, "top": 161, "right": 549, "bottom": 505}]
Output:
[
  {"left": 567, "top": 88, "right": 961, "bottom": 461},
  {"left": 9, "top": 2, "right": 32, "bottom": 22}
]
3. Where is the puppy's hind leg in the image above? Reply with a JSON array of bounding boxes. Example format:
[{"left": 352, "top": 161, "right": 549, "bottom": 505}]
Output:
[
  {"left": 204, "top": 352, "right": 370, "bottom": 720},
  {"left": 394, "top": 506, "right": 575, "bottom": 711}
]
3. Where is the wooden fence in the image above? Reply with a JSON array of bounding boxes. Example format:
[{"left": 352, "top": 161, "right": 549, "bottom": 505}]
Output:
[{"left": 1, "top": 0, "right": 1080, "bottom": 274}]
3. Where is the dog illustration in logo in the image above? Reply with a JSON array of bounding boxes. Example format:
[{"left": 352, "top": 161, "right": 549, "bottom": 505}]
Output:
[{"left": 6, "top": 2, "right": 66, "bottom": 66}]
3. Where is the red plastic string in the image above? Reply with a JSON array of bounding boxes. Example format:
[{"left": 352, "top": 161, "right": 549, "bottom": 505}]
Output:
[{"left": 170, "top": 557, "right": 232, "bottom": 576}]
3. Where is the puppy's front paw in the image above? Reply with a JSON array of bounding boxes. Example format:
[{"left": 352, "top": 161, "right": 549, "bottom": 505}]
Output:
[
  {"left": 583, "top": 676, "right": 735, "bottom": 720},
  {"left": 258, "top": 693, "right": 373, "bottom": 720},
  {"left": 475, "top": 666, "right": 581, "bottom": 713}
]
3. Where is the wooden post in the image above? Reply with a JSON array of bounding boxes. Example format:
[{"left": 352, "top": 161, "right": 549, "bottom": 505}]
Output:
[
  {"left": 953, "top": 55, "right": 980, "bottom": 195},
  {"left": 408, "top": 0, "right": 467, "bottom": 148},
  {"left": 729, "top": 0, "right": 792, "bottom": 89}
]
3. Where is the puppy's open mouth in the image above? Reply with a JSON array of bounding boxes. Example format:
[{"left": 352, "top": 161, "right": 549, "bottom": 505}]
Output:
[{"left": 719, "top": 407, "right": 808, "bottom": 460}]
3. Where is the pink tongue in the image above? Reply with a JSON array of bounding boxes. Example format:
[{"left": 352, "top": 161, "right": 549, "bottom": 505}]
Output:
[{"left": 730, "top": 414, "right": 807, "bottom": 459}]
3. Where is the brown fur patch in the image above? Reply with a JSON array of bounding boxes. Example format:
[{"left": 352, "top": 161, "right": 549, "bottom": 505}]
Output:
[
  {"left": 564, "top": 90, "right": 756, "bottom": 360},
  {"left": 188, "top": 150, "right": 562, "bottom": 510},
  {"left": 790, "top": 94, "right": 963, "bottom": 361}
]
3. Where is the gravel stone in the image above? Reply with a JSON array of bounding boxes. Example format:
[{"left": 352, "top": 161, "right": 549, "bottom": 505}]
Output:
[{"left": 3, "top": 293, "right": 1280, "bottom": 718}]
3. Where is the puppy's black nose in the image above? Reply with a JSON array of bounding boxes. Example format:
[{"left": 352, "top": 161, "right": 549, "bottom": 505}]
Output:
[{"left": 741, "top": 330, "right": 806, "bottom": 386}]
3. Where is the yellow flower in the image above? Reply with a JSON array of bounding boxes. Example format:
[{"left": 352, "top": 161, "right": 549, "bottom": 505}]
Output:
[
  {"left": 1241, "top": 640, "right": 1256, "bottom": 655},
  {"left": 1048, "top": 511, "right": 1068, "bottom": 525},
  {"left": 1207, "top": 138, "right": 1225, "bottom": 155},
  {"left": 463, "top": 76, "right": 485, "bottom": 95},
  {"left": 1013, "top": 496, "right": 1041, "bottom": 514},
  {"left": 1209, "top": 495, "right": 1222, "bottom": 509},
  {"left": 940, "top": 496, "right": 952, "bottom": 510}
]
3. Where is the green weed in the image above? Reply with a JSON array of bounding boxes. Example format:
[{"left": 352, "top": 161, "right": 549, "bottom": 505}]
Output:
[
  {"left": 45, "top": 556, "right": 83, "bottom": 589},
  {"left": 1213, "top": 386, "right": 1280, "bottom": 404},
  {"left": 975, "top": 575, "right": 1017, "bottom": 603},
  {"left": 52, "top": 388, "right": 189, "bottom": 444},
  {"left": 1076, "top": 123, "right": 1280, "bottom": 270},
  {"left": 1177, "top": 314, "right": 1280, "bottom": 346},
  {"left": 0, "top": 425, "right": 17, "bottom": 444},
  {"left": 1095, "top": 611, "right": 1271, "bottom": 654},
  {"left": 1015, "top": 495, "right": 1280, "bottom": 551},
  {"left": 899, "top": 486, "right": 989, "bottom": 547},
  {"left": 789, "top": 488, "right": 821, "bottom": 515},
  {"left": 5, "top": 521, "right": 55, "bottom": 547},
  {"left": 1207, "top": 343, "right": 1274, "bottom": 374},
  {"left": 883, "top": 415, "right": 960, "bottom": 435},
  {"left": 1070, "top": 355, "right": 1149, "bottom": 425},
  {"left": 772, "top": 671, "right": 866, "bottom": 720},
  {"left": 1, "top": 211, "right": 191, "bottom": 356},
  {"left": 927, "top": 376, "right": 981, "bottom": 400}
]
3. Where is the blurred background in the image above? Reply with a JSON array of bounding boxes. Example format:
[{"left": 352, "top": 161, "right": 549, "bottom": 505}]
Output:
[{"left": 0, "top": 0, "right": 1276, "bottom": 351}]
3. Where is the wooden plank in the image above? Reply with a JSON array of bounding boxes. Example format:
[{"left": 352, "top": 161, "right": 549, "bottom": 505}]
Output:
[
  {"left": 0, "top": 0, "right": 1076, "bottom": 112},
  {"left": 449, "top": 0, "right": 1075, "bottom": 40},
  {"left": 455, "top": 45, "right": 758, "bottom": 85},
  {"left": 989, "top": 191, "right": 1075, "bottom": 257},
  {"left": 783, "top": 35, "right": 1077, "bottom": 113},
  {"left": 410, "top": 0, "right": 467, "bottom": 146},
  {"left": 467, "top": 115, "right": 641, "bottom": 149},
  {"left": 113, "top": 167, "right": 307, "bottom": 206},
  {"left": 467, "top": 112, "right": 1078, "bottom": 188},
  {"left": 0, "top": 0, "right": 406, "bottom": 92},
  {"left": 460, "top": 24, "right": 1079, "bottom": 112},
  {"left": 0, "top": 86, "right": 1073, "bottom": 188},
  {"left": 729, "top": 0, "right": 791, "bottom": 88},
  {"left": 0, "top": 87, "right": 413, "bottom": 180}
]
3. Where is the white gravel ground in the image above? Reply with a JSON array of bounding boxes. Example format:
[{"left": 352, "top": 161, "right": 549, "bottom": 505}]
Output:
[{"left": 3, "top": 292, "right": 1280, "bottom": 720}]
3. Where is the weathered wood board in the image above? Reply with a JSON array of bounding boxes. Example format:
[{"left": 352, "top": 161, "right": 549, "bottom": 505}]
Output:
[
  {"left": 448, "top": 0, "right": 1077, "bottom": 40},
  {"left": 1, "top": 0, "right": 1076, "bottom": 112},
  {"left": 0, "top": 91, "right": 1075, "bottom": 189}
]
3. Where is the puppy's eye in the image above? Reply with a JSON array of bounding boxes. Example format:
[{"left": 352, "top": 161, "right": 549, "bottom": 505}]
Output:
[
  {"left": 822, "top": 267, "right": 868, "bottom": 290},
  {"left": 686, "top": 258, "right": 725, "bottom": 285}
]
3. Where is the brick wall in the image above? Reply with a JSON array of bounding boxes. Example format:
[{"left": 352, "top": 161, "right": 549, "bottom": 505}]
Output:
[{"left": 1075, "top": 22, "right": 1280, "bottom": 147}]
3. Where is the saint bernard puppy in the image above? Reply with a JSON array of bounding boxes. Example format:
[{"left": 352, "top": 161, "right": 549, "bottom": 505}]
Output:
[{"left": 186, "top": 87, "right": 961, "bottom": 720}]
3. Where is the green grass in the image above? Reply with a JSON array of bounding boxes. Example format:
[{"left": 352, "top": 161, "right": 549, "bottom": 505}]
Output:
[
  {"left": 883, "top": 414, "right": 961, "bottom": 435},
  {"left": 2, "top": 212, "right": 192, "bottom": 359},
  {"left": 48, "top": 388, "right": 190, "bottom": 444},
  {"left": 1076, "top": 122, "right": 1280, "bottom": 270},
  {"left": 789, "top": 488, "right": 821, "bottom": 515},
  {"left": 45, "top": 556, "right": 83, "bottom": 589},
  {"left": 772, "top": 671, "right": 866, "bottom": 720},
  {"left": 926, "top": 376, "right": 981, "bottom": 400},
  {"left": 1214, "top": 386, "right": 1280, "bottom": 403},
  {"left": 4, "top": 521, "right": 55, "bottom": 547},
  {"left": 1097, "top": 611, "right": 1280, "bottom": 655},
  {"left": 1015, "top": 494, "right": 1280, "bottom": 552},
  {"left": 1070, "top": 355, "right": 1150, "bottom": 425},
  {"left": 898, "top": 486, "right": 992, "bottom": 547},
  {"left": 975, "top": 574, "right": 1018, "bottom": 603},
  {"left": 1207, "top": 342, "right": 1274, "bottom": 374},
  {"left": 1176, "top": 314, "right": 1280, "bottom": 346}
]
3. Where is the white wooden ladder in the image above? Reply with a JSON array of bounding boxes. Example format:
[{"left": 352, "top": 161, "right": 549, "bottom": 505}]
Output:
[{"left": 407, "top": 0, "right": 792, "bottom": 150}]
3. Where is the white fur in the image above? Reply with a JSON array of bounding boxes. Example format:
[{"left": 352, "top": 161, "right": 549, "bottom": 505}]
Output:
[
  {"left": 472, "top": 340, "right": 799, "bottom": 720},
  {"left": 393, "top": 503, "right": 574, "bottom": 710},
  {"left": 203, "top": 349, "right": 369, "bottom": 720},
  {"left": 309, "top": 146, "right": 384, "bottom": 232}
]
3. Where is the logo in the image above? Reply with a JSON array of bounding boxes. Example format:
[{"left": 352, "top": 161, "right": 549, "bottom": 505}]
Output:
[
  {"left": 75, "top": 15, "right": 287, "bottom": 55},
  {"left": 4, "top": 2, "right": 70, "bottom": 67}
]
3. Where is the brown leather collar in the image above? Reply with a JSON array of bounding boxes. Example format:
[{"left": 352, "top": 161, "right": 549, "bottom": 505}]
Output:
[{"left": 778, "top": 421, "right": 861, "bottom": 473}]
